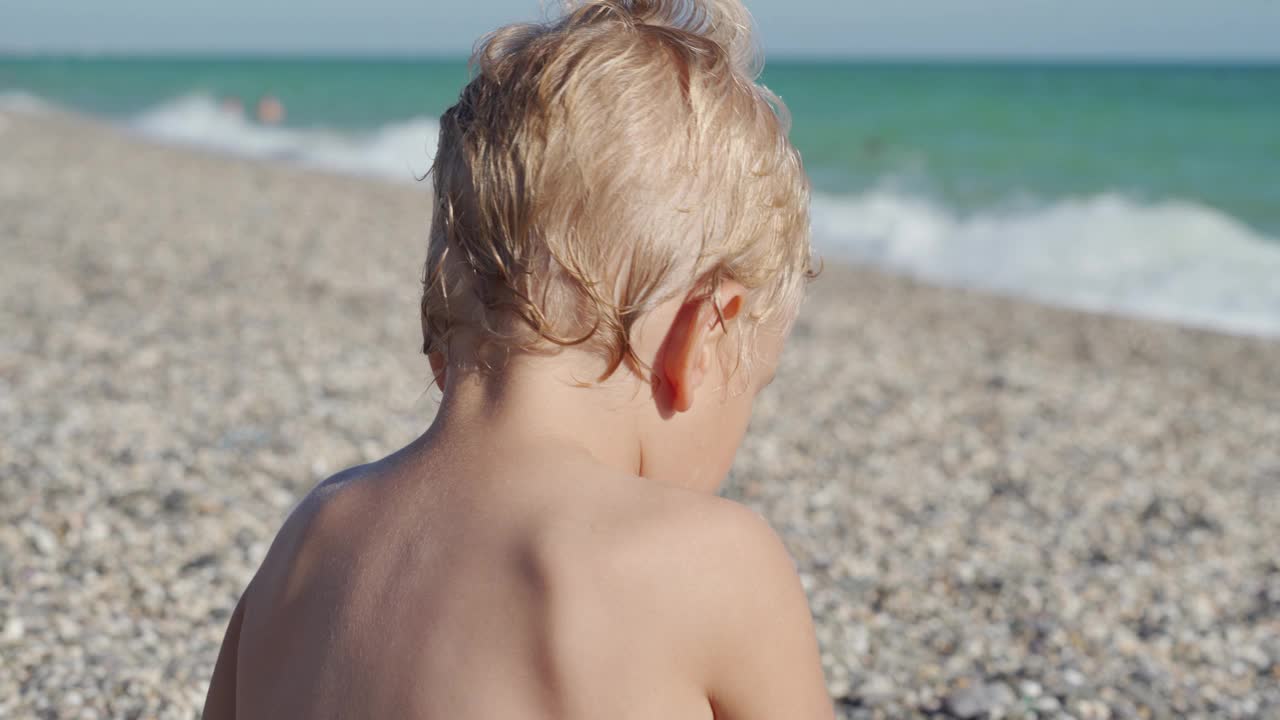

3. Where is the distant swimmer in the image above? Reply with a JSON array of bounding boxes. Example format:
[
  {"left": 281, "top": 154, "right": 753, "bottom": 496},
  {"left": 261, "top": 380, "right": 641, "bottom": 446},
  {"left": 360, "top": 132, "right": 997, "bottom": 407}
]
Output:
[{"left": 256, "top": 96, "right": 285, "bottom": 125}]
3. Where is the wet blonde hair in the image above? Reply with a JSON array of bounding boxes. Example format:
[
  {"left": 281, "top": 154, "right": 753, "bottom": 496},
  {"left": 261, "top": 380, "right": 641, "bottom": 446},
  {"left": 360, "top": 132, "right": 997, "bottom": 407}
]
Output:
[{"left": 422, "top": 0, "right": 813, "bottom": 379}]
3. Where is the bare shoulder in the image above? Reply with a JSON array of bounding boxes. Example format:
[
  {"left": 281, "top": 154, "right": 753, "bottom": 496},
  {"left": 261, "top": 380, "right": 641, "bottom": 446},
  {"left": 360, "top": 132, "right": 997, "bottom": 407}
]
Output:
[
  {"left": 243, "top": 461, "right": 381, "bottom": 602},
  {"left": 202, "top": 464, "right": 378, "bottom": 719},
  {"left": 641, "top": 491, "right": 809, "bottom": 634},
  {"left": 615, "top": 488, "right": 801, "bottom": 600},
  {"left": 667, "top": 492, "right": 797, "bottom": 578},
  {"left": 625, "top": 489, "right": 835, "bottom": 720},
  {"left": 532, "top": 474, "right": 795, "bottom": 606},
  {"left": 277, "top": 462, "right": 373, "bottom": 540}
]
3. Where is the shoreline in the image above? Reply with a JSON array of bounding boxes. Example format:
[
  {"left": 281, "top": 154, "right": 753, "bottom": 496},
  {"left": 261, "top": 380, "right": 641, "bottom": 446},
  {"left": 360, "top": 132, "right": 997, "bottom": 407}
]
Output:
[
  {"left": 2, "top": 107, "right": 1278, "bottom": 718},
  {"left": 7, "top": 93, "right": 1280, "bottom": 342}
]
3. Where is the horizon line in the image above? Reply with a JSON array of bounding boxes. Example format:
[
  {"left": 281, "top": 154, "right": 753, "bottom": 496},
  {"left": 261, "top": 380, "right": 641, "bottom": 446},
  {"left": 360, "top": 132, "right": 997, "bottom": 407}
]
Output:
[{"left": 3, "top": 49, "right": 1280, "bottom": 65}]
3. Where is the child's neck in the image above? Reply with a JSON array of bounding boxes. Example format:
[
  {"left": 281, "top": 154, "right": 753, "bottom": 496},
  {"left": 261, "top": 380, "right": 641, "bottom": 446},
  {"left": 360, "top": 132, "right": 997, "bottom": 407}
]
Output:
[{"left": 426, "top": 357, "right": 646, "bottom": 479}]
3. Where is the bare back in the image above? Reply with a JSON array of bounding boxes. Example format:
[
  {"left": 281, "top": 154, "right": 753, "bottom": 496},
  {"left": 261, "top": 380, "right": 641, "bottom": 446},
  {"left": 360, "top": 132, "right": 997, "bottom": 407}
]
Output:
[{"left": 228, "top": 441, "right": 720, "bottom": 720}]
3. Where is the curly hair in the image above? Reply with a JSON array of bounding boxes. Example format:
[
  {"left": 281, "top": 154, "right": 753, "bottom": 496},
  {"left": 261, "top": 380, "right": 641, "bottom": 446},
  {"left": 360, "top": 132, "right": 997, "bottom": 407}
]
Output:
[{"left": 421, "top": 0, "right": 813, "bottom": 380}]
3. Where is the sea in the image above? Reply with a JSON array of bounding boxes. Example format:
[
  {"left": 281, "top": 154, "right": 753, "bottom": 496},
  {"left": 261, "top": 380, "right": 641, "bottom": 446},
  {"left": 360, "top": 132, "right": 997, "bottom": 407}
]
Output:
[{"left": 3, "top": 57, "right": 1279, "bottom": 337}]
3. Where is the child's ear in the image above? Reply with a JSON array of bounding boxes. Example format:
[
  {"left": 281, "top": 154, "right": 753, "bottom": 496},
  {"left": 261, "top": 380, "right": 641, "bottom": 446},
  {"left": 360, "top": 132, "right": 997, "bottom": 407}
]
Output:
[
  {"left": 429, "top": 352, "right": 447, "bottom": 392},
  {"left": 661, "top": 280, "right": 746, "bottom": 413}
]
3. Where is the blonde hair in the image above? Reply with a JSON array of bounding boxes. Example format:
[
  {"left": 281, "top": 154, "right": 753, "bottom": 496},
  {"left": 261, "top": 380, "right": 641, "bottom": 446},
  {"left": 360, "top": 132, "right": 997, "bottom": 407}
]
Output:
[{"left": 422, "top": 0, "right": 813, "bottom": 379}]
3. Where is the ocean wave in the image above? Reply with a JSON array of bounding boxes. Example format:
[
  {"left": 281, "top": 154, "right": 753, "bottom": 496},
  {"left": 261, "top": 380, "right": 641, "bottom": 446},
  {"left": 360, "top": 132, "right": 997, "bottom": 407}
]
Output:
[
  {"left": 129, "top": 93, "right": 439, "bottom": 182},
  {"left": 813, "top": 191, "right": 1280, "bottom": 337}
]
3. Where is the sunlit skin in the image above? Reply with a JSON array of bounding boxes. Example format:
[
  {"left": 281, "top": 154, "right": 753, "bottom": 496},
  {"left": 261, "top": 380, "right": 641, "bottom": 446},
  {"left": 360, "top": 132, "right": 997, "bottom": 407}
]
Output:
[{"left": 202, "top": 280, "right": 835, "bottom": 720}]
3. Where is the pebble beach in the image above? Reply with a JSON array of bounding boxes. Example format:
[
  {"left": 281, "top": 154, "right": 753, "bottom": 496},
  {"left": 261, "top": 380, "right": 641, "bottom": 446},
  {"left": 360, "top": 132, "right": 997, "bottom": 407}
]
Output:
[{"left": 1, "top": 108, "right": 1278, "bottom": 719}]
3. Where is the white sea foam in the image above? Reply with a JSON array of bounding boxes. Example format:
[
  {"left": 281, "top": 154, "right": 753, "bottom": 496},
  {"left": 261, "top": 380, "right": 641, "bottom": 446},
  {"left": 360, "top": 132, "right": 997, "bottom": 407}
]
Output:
[
  {"left": 130, "top": 93, "right": 439, "bottom": 182},
  {"left": 812, "top": 191, "right": 1280, "bottom": 337},
  {"left": 0, "top": 90, "right": 58, "bottom": 114},
  {"left": 11, "top": 91, "right": 1280, "bottom": 337}
]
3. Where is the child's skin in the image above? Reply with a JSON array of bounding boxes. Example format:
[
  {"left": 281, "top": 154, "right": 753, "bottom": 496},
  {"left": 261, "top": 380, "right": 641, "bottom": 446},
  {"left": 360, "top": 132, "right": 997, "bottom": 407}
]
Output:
[{"left": 203, "top": 280, "right": 834, "bottom": 719}]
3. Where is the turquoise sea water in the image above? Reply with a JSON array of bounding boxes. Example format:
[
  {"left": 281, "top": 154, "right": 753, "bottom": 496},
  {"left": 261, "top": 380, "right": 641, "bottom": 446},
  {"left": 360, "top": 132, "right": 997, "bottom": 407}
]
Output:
[{"left": 3, "top": 57, "right": 1280, "bottom": 335}]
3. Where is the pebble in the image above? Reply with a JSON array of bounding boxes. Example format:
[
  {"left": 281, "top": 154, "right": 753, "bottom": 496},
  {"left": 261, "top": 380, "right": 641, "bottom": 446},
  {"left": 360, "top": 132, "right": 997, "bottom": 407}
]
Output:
[
  {"left": 1035, "top": 696, "right": 1061, "bottom": 713},
  {"left": 946, "top": 681, "right": 1016, "bottom": 718},
  {"left": 858, "top": 674, "right": 897, "bottom": 706}
]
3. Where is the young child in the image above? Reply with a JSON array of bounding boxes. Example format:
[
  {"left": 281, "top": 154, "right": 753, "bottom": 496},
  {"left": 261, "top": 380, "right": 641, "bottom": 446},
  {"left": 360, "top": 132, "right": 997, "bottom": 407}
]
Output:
[{"left": 203, "top": 1, "right": 832, "bottom": 717}]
